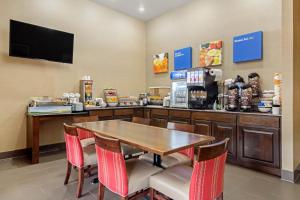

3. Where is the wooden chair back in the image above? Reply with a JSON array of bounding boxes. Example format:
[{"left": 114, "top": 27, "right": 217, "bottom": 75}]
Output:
[
  {"left": 95, "top": 134, "right": 122, "bottom": 153},
  {"left": 150, "top": 118, "right": 168, "bottom": 128},
  {"left": 196, "top": 138, "right": 229, "bottom": 162},
  {"left": 167, "top": 122, "right": 195, "bottom": 133},
  {"left": 63, "top": 123, "right": 78, "bottom": 136},
  {"left": 132, "top": 117, "right": 151, "bottom": 125},
  {"left": 63, "top": 123, "right": 84, "bottom": 169},
  {"left": 73, "top": 115, "right": 99, "bottom": 123}
]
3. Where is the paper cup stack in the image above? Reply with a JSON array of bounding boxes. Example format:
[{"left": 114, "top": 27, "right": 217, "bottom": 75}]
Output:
[{"left": 272, "top": 73, "right": 282, "bottom": 115}]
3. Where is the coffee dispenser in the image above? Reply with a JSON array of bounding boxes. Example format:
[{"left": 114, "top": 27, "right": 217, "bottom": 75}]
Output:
[{"left": 187, "top": 68, "right": 220, "bottom": 109}]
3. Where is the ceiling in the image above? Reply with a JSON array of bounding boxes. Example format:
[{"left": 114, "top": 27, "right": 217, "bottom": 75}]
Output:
[{"left": 93, "top": 0, "right": 195, "bottom": 21}]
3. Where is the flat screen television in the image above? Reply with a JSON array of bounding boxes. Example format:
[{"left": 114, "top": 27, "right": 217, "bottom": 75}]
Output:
[{"left": 9, "top": 20, "right": 74, "bottom": 64}]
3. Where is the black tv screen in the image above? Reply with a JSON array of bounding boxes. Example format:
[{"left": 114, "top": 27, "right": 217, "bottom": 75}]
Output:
[{"left": 9, "top": 20, "right": 74, "bottom": 64}]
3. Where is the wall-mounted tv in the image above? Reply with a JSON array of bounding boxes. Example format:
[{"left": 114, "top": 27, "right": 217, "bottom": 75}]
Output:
[{"left": 9, "top": 20, "right": 74, "bottom": 64}]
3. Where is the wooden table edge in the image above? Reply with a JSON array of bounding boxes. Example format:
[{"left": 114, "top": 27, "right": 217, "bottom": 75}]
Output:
[{"left": 73, "top": 123, "right": 215, "bottom": 157}]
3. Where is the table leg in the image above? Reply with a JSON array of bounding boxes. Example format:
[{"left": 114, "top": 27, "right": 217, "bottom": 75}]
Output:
[
  {"left": 31, "top": 117, "right": 40, "bottom": 164},
  {"left": 153, "top": 154, "right": 162, "bottom": 167}
]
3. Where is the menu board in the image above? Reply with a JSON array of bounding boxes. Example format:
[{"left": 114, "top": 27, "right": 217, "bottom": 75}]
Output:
[
  {"left": 233, "top": 31, "right": 263, "bottom": 63},
  {"left": 174, "top": 47, "right": 192, "bottom": 70}
]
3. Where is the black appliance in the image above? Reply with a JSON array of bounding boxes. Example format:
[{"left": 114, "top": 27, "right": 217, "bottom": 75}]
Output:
[
  {"left": 187, "top": 68, "right": 218, "bottom": 109},
  {"left": 9, "top": 20, "right": 74, "bottom": 64}
]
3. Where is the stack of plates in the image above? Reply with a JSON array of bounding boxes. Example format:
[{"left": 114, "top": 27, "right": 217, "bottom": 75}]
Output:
[{"left": 258, "top": 90, "right": 274, "bottom": 112}]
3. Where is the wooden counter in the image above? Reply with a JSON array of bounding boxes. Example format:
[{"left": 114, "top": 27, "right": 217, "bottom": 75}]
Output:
[{"left": 27, "top": 106, "right": 281, "bottom": 176}]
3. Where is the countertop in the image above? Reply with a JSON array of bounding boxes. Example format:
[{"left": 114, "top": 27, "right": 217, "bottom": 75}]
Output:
[
  {"left": 27, "top": 105, "right": 281, "bottom": 117},
  {"left": 27, "top": 111, "right": 89, "bottom": 117},
  {"left": 144, "top": 105, "right": 282, "bottom": 117}
]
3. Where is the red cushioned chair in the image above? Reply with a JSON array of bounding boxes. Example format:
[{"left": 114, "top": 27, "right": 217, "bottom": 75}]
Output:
[
  {"left": 140, "top": 122, "right": 195, "bottom": 168},
  {"left": 63, "top": 123, "right": 97, "bottom": 198},
  {"left": 94, "top": 134, "right": 162, "bottom": 200},
  {"left": 149, "top": 138, "right": 229, "bottom": 200}
]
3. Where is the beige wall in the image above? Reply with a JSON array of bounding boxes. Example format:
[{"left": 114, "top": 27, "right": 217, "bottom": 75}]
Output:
[
  {"left": 0, "top": 0, "right": 146, "bottom": 153},
  {"left": 146, "top": 0, "right": 282, "bottom": 90}
]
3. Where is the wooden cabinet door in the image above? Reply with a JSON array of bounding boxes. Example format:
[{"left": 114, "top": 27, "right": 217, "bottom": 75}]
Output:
[
  {"left": 238, "top": 126, "right": 280, "bottom": 169},
  {"left": 192, "top": 120, "right": 212, "bottom": 136},
  {"left": 212, "top": 122, "right": 237, "bottom": 161}
]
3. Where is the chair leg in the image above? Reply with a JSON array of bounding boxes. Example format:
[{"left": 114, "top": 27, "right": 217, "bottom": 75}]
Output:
[
  {"left": 121, "top": 197, "right": 128, "bottom": 200},
  {"left": 150, "top": 188, "right": 155, "bottom": 200},
  {"left": 217, "top": 192, "right": 223, "bottom": 200},
  {"left": 76, "top": 168, "right": 85, "bottom": 198},
  {"left": 98, "top": 182, "right": 105, "bottom": 200},
  {"left": 64, "top": 162, "right": 72, "bottom": 185},
  {"left": 87, "top": 165, "right": 92, "bottom": 177}
]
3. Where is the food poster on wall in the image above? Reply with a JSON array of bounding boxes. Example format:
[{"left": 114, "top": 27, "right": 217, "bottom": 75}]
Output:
[
  {"left": 153, "top": 53, "right": 169, "bottom": 74},
  {"left": 199, "top": 40, "right": 223, "bottom": 67}
]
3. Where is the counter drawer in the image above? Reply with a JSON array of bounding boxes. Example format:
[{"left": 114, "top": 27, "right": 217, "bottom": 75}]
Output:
[
  {"left": 169, "top": 110, "right": 191, "bottom": 119},
  {"left": 89, "top": 111, "right": 99, "bottom": 116},
  {"left": 114, "top": 109, "right": 134, "bottom": 116},
  {"left": 191, "top": 112, "right": 236, "bottom": 123},
  {"left": 151, "top": 108, "right": 169, "bottom": 119},
  {"left": 238, "top": 115, "right": 280, "bottom": 129},
  {"left": 98, "top": 110, "right": 114, "bottom": 117}
]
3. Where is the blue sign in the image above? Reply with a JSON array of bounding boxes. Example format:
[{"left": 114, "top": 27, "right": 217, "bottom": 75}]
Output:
[
  {"left": 174, "top": 47, "right": 192, "bottom": 70},
  {"left": 233, "top": 31, "right": 263, "bottom": 63},
  {"left": 170, "top": 70, "right": 187, "bottom": 80}
]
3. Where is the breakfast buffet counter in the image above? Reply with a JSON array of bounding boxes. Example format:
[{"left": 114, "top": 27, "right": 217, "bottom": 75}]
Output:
[{"left": 27, "top": 106, "right": 281, "bottom": 176}]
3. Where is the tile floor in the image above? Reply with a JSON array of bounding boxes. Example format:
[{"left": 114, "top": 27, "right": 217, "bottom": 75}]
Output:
[{"left": 0, "top": 152, "right": 299, "bottom": 200}]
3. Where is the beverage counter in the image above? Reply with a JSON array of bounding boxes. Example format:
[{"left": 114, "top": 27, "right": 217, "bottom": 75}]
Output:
[{"left": 27, "top": 106, "right": 281, "bottom": 176}]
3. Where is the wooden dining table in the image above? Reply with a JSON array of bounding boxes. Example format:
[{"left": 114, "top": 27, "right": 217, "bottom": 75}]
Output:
[{"left": 74, "top": 120, "right": 215, "bottom": 166}]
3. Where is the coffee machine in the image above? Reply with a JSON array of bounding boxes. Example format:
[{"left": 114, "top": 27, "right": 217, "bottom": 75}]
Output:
[{"left": 187, "top": 68, "right": 219, "bottom": 109}]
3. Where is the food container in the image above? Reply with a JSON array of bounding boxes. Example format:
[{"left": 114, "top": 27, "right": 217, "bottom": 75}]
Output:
[
  {"left": 104, "top": 89, "right": 118, "bottom": 107},
  {"left": 227, "top": 84, "right": 239, "bottom": 111},
  {"left": 258, "top": 107, "right": 272, "bottom": 113},
  {"left": 257, "top": 101, "right": 272, "bottom": 113},
  {"left": 240, "top": 84, "right": 252, "bottom": 112},
  {"left": 272, "top": 106, "right": 280, "bottom": 115},
  {"left": 234, "top": 75, "right": 245, "bottom": 97},
  {"left": 260, "top": 100, "right": 273, "bottom": 108},
  {"left": 248, "top": 73, "right": 261, "bottom": 98},
  {"left": 119, "top": 96, "right": 138, "bottom": 107}
]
